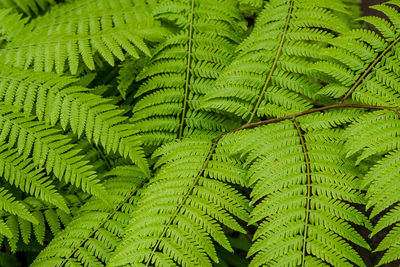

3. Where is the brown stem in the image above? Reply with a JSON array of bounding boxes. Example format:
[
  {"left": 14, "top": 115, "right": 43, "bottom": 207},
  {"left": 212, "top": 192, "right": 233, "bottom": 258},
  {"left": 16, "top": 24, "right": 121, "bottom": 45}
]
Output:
[{"left": 214, "top": 104, "right": 398, "bottom": 141}]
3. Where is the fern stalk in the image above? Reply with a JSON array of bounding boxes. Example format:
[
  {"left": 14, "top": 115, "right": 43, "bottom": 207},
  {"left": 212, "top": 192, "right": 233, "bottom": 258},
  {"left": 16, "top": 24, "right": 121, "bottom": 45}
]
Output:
[
  {"left": 292, "top": 118, "right": 312, "bottom": 266},
  {"left": 218, "top": 103, "right": 400, "bottom": 139},
  {"left": 178, "top": 0, "right": 195, "bottom": 139},
  {"left": 248, "top": 0, "right": 294, "bottom": 123}
]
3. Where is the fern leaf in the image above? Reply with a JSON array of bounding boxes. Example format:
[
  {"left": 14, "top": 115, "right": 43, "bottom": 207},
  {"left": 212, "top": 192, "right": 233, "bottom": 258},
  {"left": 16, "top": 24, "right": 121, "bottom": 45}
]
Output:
[
  {"left": 117, "top": 56, "right": 147, "bottom": 99},
  {"left": 0, "top": 218, "right": 12, "bottom": 239},
  {"left": 0, "top": 0, "right": 56, "bottom": 16},
  {"left": 224, "top": 119, "right": 370, "bottom": 266},
  {"left": 297, "top": 108, "right": 365, "bottom": 131},
  {"left": 343, "top": 109, "right": 400, "bottom": 265},
  {"left": 313, "top": 5, "right": 400, "bottom": 262},
  {"left": 0, "top": 66, "right": 149, "bottom": 175},
  {"left": 0, "top": 143, "right": 69, "bottom": 213},
  {"left": 200, "top": 0, "right": 351, "bottom": 123},
  {"left": 0, "top": 0, "right": 166, "bottom": 74},
  {"left": 31, "top": 166, "right": 147, "bottom": 266},
  {"left": 131, "top": 0, "right": 245, "bottom": 148},
  {"left": 0, "top": 103, "right": 108, "bottom": 200},
  {"left": 0, "top": 188, "right": 37, "bottom": 226},
  {"left": 314, "top": 1, "right": 400, "bottom": 105},
  {"left": 0, "top": 8, "right": 28, "bottom": 42},
  {"left": 238, "top": 0, "right": 264, "bottom": 17},
  {"left": 109, "top": 138, "right": 249, "bottom": 266},
  {"left": 0, "top": 194, "right": 82, "bottom": 246}
]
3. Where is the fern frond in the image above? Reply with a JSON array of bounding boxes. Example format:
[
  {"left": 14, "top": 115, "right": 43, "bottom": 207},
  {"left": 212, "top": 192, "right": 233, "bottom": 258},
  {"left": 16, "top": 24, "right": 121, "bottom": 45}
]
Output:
[
  {"left": 0, "top": 103, "right": 108, "bottom": 200},
  {"left": 0, "top": 66, "right": 149, "bottom": 175},
  {"left": 224, "top": 119, "right": 370, "bottom": 266},
  {"left": 0, "top": 0, "right": 55, "bottom": 16},
  {"left": 0, "top": 194, "right": 82, "bottom": 247},
  {"left": 0, "top": 8, "right": 28, "bottom": 42},
  {"left": 0, "top": 188, "right": 37, "bottom": 230},
  {"left": 343, "top": 109, "right": 400, "bottom": 265},
  {"left": 0, "top": 144, "right": 69, "bottom": 213},
  {"left": 238, "top": 0, "right": 264, "bottom": 17},
  {"left": 109, "top": 138, "right": 249, "bottom": 266},
  {"left": 131, "top": 0, "right": 245, "bottom": 148},
  {"left": 200, "top": 0, "right": 351, "bottom": 123},
  {"left": 0, "top": 0, "right": 166, "bottom": 74},
  {"left": 313, "top": 5, "right": 400, "bottom": 262},
  {"left": 297, "top": 108, "right": 365, "bottom": 131},
  {"left": 117, "top": 56, "right": 147, "bottom": 99},
  {"left": 0, "top": 0, "right": 395, "bottom": 265},
  {"left": 314, "top": 1, "right": 400, "bottom": 105},
  {"left": 32, "top": 166, "right": 147, "bottom": 266}
]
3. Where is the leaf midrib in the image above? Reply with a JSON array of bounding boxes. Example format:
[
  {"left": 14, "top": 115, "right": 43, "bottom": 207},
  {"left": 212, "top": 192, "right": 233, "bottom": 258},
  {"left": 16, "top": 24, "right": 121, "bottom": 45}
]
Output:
[
  {"left": 340, "top": 35, "right": 400, "bottom": 103},
  {"left": 178, "top": 0, "right": 196, "bottom": 139},
  {"left": 293, "top": 118, "right": 312, "bottom": 266},
  {"left": 247, "top": 0, "right": 295, "bottom": 123}
]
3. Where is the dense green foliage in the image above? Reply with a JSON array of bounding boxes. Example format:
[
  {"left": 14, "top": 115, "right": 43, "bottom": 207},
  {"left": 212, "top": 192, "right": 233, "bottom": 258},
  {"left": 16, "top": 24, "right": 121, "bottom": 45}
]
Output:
[{"left": 1, "top": 0, "right": 400, "bottom": 266}]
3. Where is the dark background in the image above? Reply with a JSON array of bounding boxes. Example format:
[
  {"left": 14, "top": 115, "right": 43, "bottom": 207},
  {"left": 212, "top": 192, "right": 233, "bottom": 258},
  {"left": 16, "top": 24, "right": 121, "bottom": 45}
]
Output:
[{"left": 362, "top": 0, "right": 387, "bottom": 15}]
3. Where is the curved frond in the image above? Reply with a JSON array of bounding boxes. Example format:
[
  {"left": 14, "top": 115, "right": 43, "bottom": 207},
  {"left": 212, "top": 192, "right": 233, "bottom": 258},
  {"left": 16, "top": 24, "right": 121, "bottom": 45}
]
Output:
[
  {"left": 0, "top": 8, "right": 28, "bottom": 42},
  {"left": 0, "top": 188, "right": 37, "bottom": 228},
  {"left": 313, "top": 5, "right": 400, "bottom": 262}
]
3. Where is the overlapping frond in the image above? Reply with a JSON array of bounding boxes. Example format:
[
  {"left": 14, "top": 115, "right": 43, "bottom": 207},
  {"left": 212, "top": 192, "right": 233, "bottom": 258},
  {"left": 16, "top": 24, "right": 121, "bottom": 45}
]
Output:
[
  {"left": 0, "top": 143, "right": 69, "bottom": 214},
  {"left": 0, "top": 0, "right": 166, "bottom": 74},
  {"left": 117, "top": 57, "right": 147, "bottom": 99},
  {"left": 0, "top": 188, "right": 37, "bottom": 231},
  {"left": 0, "top": 8, "right": 28, "bottom": 42},
  {"left": 109, "top": 138, "right": 249, "bottom": 266},
  {"left": 313, "top": 4, "right": 400, "bottom": 264},
  {"left": 0, "top": 66, "right": 149, "bottom": 175},
  {"left": 343, "top": 0, "right": 361, "bottom": 21},
  {"left": 344, "top": 110, "right": 400, "bottom": 266},
  {"left": 0, "top": 103, "right": 107, "bottom": 199},
  {"left": 238, "top": 0, "right": 264, "bottom": 17},
  {"left": 200, "top": 0, "right": 351, "bottom": 123},
  {"left": 0, "top": 194, "right": 82, "bottom": 251},
  {"left": 131, "top": 0, "right": 246, "bottom": 148},
  {"left": 223, "top": 119, "right": 370, "bottom": 266},
  {"left": 32, "top": 166, "right": 146, "bottom": 266},
  {"left": 0, "top": 0, "right": 55, "bottom": 16},
  {"left": 315, "top": 1, "right": 400, "bottom": 105},
  {"left": 3, "top": 0, "right": 400, "bottom": 265}
]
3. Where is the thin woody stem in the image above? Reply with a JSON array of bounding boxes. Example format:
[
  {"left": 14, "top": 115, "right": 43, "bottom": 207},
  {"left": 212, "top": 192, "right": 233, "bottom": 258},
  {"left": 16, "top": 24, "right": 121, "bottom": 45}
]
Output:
[{"left": 214, "top": 104, "right": 399, "bottom": 141}]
